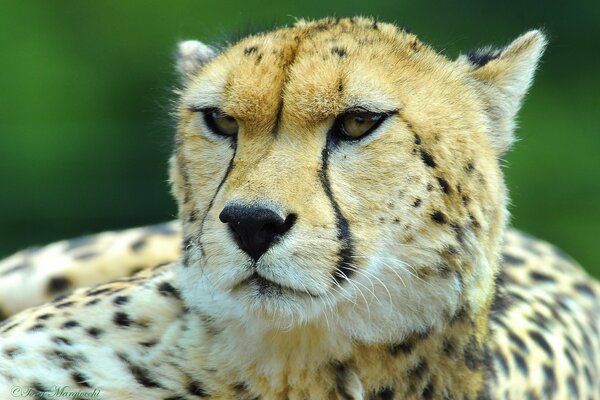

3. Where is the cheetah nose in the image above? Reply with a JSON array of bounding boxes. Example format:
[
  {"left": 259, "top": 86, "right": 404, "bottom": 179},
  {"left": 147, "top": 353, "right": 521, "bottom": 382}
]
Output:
[{"left": 219, "top": 204, "right": 297, "bottom": 261}]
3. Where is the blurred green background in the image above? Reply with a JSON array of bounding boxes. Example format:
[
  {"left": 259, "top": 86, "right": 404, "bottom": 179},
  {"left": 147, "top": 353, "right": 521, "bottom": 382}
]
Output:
[{"left": 0, "top": 1, "right": 598, "bottom": 276}]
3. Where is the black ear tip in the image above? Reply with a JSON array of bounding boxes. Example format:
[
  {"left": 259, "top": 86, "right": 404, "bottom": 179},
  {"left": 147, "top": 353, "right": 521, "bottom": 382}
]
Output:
[{"left": 466, "top": 47, "right": 502, "bottom": 68}]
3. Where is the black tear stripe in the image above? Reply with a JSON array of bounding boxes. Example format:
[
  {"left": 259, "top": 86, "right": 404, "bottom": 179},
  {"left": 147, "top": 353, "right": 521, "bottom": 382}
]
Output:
[
  {"left": 319, "top": 140, "right": 355, "bottom": 285},
  {"left": 184, "top": 142, "right": 237, "bottom": 266}
]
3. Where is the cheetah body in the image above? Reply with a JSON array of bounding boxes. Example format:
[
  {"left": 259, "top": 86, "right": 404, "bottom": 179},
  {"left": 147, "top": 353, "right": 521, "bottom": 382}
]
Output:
[{"left": 1, "top": 17, "right": 599, "bottom": 400}]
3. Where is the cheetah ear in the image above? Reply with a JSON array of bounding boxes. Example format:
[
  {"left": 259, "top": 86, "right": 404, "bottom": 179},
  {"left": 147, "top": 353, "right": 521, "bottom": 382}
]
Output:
[
  {"left": 176, "top": 40, "right": 217, "bottom": 82},
  {"left": 460, "top": 30, "right": 547, "bottom": 155}
]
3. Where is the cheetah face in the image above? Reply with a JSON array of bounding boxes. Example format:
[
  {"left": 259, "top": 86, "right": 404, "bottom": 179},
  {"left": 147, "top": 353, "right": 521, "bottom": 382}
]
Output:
[{"left": 172, "top": 18, "right": 545, "bottom": 339}]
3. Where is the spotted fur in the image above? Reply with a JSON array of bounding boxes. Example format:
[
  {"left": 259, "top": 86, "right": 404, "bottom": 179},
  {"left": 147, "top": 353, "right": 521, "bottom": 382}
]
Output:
[{"left": 1, "top": 17, "right": 598, "bottom": 399}]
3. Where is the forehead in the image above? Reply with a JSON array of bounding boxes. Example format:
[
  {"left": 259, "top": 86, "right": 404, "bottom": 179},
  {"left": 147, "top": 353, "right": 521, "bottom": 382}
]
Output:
[{"left": 184, "top": 18, "right": 442, "bottom": 131}]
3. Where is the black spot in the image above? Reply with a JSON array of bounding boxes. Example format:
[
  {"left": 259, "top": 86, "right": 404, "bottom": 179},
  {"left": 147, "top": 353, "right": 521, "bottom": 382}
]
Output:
[
  {"left": 62, "top": 320, "right": 80, "bottom": 329},
  {"left": 32, "top": 382, "right": 49, "bottom": 393},
  {"left": 71, "top": 371, "right": 91, "bottom": 388},
  {"left": 410, "top": 39, "right": 420, "bottom": 52},
  {"left": 85, "top": 298, "right": 101, "bottom": 307},
  {"left": 464, "top": 336, "right": 483, "bottom": 370},
  {"left": 52, "top": 336, "right": 72, "bottom": 346},
  {"left": 413, "top": 198, "right": 422, "bottom": 208},
  {"left": 47, "top": 276, "right": 72, "bottom": 295},
  {"left": 36, "top": 313, "right": 54, "bottom": 321},
  {"left": 584, "top": 365, "right": 594, "bottom": 385},
  {"left": 27, "top": 324, "right": 45, "bottom": 332},
  {"left": 442, "top": 338, "right": 457, "bottom": 358},
  {"left": 130, "top": 238, "right": 147, "bottom": 252},
  {"left": 414, "top": 134, "right": 422, "bottom": 145},
  {"left": 564, "top": 348, "right": 578, "bottom": 371},
  {"left": 573, "top": 282, "right": 596, "bottom": 298},
  {"left": 450, "top": 223, "right": 464, "bottom": 243},
  {"left": 244, "top": 45, "right": 258, "bottom": 55},
  {"left": 542, "top": 365, "right": 557, "bottom": 397},
  {"left": 490, "top": 270, "right": 512, "bottom": 316},
  {"left": 187, "top": 208, "right": 200, "bottom": 223},
  {"left": 530, "top": 311, "right": 550, "bottom": 330},
  {"left": 232, "top": 381, "right": 251, "bottom": 395},
  {"left": 188, "top": 380, "right": 209, "bottom": 397},
  {"left": 113, "top": 295, "right": 129, "bottom": 305},
  {"left": 408, "top": 359, "right": 428, "bottom": 380},
  {"left": 431, "top": 211, "right": 447, "bottom": 224},
  {"left": 114, "top": 312, "right": 131, "bottom": 327},
  {"left": 567, "top": 376, "right": 579, "bottom": 397},
  {"left": 469, "top": 213, "right": 481, "bottom": 229},
  {"left": 118, "top": 353, "right": 163, "bottom": 388},
  {"left": 4, "top": 347, "right": 21, "bottom": 358},
  {"left": 1, "top": 323, "right": 17, "bottom": 333},
  {"left": 437, "top": 264, "right": 452, "bottom": 278},
  {"left": 462, "top": 195, "right": 470, "bottom": 206},
  {"left": 51, "top": 293, "right": 69, "bottom": 303},
  {"left": 158, "top": 281, "right": 181, "bottom": 299},
  {"left": 376, "top": 387, "right": 394, "bottom": 400},
  {"left": 467, "top": 48, "right": 501, "bottom": 68},
  {"left": 528, "top": 331, "right": 554, "bottom": 358},
  {"left": 437, "top": 177, "right": 451, "bottom": 194},
  {"left": 140, "top": 341, "right": 157, "bottom": 348},
  {"left": 389, "top": 340, "right": 415, "bottom": 356},
  {"left": 86, "top": 327, "right": 102, "bottom": 338},
  {"left": 530, "top": 272, "right": 555, "bottom": 283},
  {"left": 494, "top": 350, "right": 509, "bottom": 375},
  {"left": 465, "top": 161, "right": 475, "bottom": 172},
  {"left": 450, "top": 306, "right": 468, "bottom": 325},
  {"left": 420, "top": 148, "right": 436, "bottom": 167},
  {"left": 512, "top": 352, "right": 528, "bottom": 375},
  {"left": 0, "top": 262, "right": 31, "bottom": 277},
  {"left": 74, "top": 251, "right": 97, "bottom": 260},
  {"left": 56, "top": 301, "right": 76, "bottom": 309},
  {"left": 371, "top": 20, "right": 379, "bottom": 30},
  {"left": 331, "top": 46, "right": 347, "bottom": 58},
  {"left": 129, "top": 266, "right": 144, "bottom": 276},
  {"left": 422, "top": 383, "right": 434, "bottom": 399},
  {"left": 87, "top": 287, "right": 112, "bottom": 296},
  {"left": 152, "top": 261, "right": 171, "bottom": 271},
  {"left": 334, "top": 361, "right": 359, "bottom": 400},
  {"left": 65, "top": 235, "right": 95, "bottom": 251},
  {"left": 502, "top": 253, "right": 525, "bottom": 265},
  {"left": 508, "top": 331, "right": 528, "bottom": 353}
]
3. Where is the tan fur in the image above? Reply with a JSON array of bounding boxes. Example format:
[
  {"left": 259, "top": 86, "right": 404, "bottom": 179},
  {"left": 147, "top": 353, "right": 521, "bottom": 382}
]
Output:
[{"left": 0, "top": 17, "right": 598, "bottom": 399}]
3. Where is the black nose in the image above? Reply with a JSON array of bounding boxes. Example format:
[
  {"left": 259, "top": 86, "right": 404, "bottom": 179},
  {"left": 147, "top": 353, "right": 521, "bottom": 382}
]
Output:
[{"left": 219, "top": 205, "right": 296, "bottom": 260}]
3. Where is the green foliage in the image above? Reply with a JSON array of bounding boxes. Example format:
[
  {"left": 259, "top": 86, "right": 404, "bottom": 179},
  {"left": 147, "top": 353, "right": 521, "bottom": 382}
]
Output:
[{"left": 0, "top": 1, "right": 598, "bottom": 276}]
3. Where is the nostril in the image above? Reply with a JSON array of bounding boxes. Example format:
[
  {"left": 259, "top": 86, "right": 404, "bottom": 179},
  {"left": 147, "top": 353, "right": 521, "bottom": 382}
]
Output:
[
  {"left": 218, "top": 205, "right": 296, "bottom": 260},
  {"left": 278, "top": 213, "right": 297, "bottom": 235}
]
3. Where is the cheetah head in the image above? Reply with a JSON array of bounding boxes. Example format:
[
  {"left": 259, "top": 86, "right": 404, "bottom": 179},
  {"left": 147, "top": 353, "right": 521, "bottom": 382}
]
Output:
[{"left": 171, "top": 18, "right": 545, "bottom": 342}]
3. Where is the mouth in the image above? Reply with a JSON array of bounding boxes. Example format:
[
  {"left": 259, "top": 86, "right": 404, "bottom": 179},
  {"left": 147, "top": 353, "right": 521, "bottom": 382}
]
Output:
[{"left": 239, "top": 272, "right": 320, "bottom": 298}]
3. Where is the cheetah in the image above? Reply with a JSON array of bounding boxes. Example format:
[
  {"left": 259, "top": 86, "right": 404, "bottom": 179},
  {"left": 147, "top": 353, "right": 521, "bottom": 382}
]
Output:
[{"left": 0, "top": 17, "right": 599, "bottom": 399}]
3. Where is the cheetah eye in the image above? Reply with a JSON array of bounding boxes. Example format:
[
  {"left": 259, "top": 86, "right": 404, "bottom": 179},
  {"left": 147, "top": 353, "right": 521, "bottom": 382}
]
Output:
[
  {"left": 334, "top": 111, "right": 390, "bottom": 140},
  {"left": 201, "top": 108, "right": 239, "bottom": 137}
]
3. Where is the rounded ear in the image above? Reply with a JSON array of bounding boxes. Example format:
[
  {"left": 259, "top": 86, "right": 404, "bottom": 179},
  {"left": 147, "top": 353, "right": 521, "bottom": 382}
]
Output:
[
  {"left": 458, "top": 30, "right": 547, "bottom": 155},
  {"left": 176, "top": 40, "right": 217, "bottom": 82}
]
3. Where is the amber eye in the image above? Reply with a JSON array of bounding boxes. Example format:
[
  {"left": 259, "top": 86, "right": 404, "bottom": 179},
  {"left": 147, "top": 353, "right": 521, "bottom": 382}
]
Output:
[
  {"left": 202, "top": 108, "right": 239, "bottom": 137},
  {"left": 336, "top": 111, "right": 388, "bottom": 140}
]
